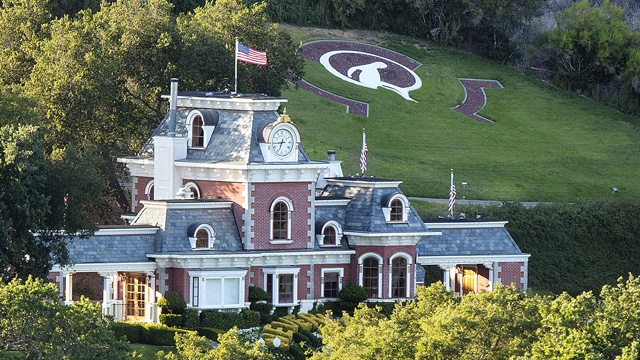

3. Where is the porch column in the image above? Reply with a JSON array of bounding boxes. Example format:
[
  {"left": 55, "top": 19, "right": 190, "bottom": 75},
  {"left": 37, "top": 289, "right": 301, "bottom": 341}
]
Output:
[
  {"left": 484, "top": 262, "right": 495, "bottom": 291},
  {"left": 98, "top": 271, "right": 116, "bottom": 316},
  {"left": 146, "top": 271, "right": 157, "bottom": 323},
  {"left": 438, "top": 265, "right": 454, "bottom": 291},
  {"left": 64, "top": 272, "right": 75, "bottom": 305}
]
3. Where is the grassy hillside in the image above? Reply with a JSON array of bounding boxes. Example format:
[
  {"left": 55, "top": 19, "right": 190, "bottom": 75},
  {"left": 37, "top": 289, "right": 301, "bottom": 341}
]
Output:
[{"left": 281, "top": 26, "right": 640, "bottom": 202}]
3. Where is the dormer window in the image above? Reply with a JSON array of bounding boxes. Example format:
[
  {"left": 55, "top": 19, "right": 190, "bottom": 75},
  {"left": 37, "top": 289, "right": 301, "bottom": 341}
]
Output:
[
  {"left": 186, "top": 110, "right": 218, "bottom": 149},
  {"left": 390, "top": 199, "right": 403, "bottom": 222},
  {"left": 192, "top": 116, "right": 204, "bottom": 148},
  {"left": 383, "top": 194, "right": 410, "bottom": 223},
  {"left": 319, "top": 221, "right": 342, "bottom": 247},
  {"left": 144, "top": 180, "right": 155, "bottom": 200},
  {"left": 270, "top": 197, "right": 293, "bottom": 244},
  {"left": 188, "top": 224, "right": 215, "bottom": 250},
  {"left": 184, "top": 182, "right": 201, "bottom": 199}
]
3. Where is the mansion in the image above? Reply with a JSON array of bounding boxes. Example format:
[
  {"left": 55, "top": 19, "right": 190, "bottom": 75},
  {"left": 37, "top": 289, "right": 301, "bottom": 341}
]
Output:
[{"left": 49, "top": 79, "right": 529, "bottom": 322}]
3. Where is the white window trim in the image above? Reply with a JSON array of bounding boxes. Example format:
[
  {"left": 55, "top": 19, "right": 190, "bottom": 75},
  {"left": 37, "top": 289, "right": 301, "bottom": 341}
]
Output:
[
  {"left": 144, "top": 180, "right": 155, "bottom": 200},
  {"left": 186, "top": 110, "right": 214, "bottom": 149},
  {"left": 320, "top": 268, "right": 344, "bottom": 299},
  {"left": 382, "top": 194, "right": 410, "bottom": 223},
  {"left": 183, "top": 181, "right": 201, "bottom": 199},
  {"left": 388, "top": 252, "right": 413, "bottom": 298},
  {"left": 189, "top": 269, "right": 247, "bottom": 309},
  {"left": 319, "top": 221, "right": 342, "bottom": 247},
  {"left": 263, "top": 268, "right": 300, "bottom": 306},
  {"left": 270, "top": 196, "right": 293, "bottom": 243},
  {"left": 358, "top": 253, "right": 383, "bottom": 299},
  {"left": 189, "top": 224, "right": 215, "bottom": 250}
]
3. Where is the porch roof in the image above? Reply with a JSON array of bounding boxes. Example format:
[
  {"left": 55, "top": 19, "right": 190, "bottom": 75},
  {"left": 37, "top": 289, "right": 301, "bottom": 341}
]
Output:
[
  {"left": 416, "top": 224, "right": 523, "bottom": 257},
  {"left": 66, "top": 233, "right": 156, "bottom": 264}
]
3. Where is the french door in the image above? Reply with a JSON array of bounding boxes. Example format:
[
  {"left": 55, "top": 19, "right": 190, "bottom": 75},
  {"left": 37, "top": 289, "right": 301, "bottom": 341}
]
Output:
[{"left": 125, "top": 274, "right": 146, "bottom": 321}]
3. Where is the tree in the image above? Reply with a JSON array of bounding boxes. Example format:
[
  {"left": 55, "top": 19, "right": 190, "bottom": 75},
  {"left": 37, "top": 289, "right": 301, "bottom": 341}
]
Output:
[
  {"left": 0, "top": 0, "right": 51, "bottom": 85},
  {"left": 0, "top": 90, "right": 105, "bottom": 279},
  {"left": 157, "top": 328, "right": 274, "bottom": 360},
  {"left": 0, "top": 276, "right": 128, "bottom": 359}
]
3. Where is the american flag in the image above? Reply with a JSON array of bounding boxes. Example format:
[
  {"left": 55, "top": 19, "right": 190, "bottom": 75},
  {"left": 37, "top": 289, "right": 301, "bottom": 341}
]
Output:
[
  {"left": 448, "top": 170, "right": 456, "bottom": 214},
  {"left": 360, "top": 130, "right": 368, "bottom": 175},
  {"left": 236, "top": 42, "right": 267, "bottom": 65}
]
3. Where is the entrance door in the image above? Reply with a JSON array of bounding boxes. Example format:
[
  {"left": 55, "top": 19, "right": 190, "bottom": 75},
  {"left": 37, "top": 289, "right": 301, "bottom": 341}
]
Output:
[
  {"left": 462, "top": 267, "right": 476, "bottom": 295},
  {"left": 125, "top": 274, "right": 146, "bottom": 321}
]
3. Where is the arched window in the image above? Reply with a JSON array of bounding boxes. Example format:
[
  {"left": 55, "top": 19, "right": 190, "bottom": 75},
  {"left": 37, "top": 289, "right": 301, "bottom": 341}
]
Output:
[
  {"left": 192, "top": 116, "right": 204, "bottom": 148},
  {"left": 144, "top": 180, "right": 155, "bottom": 200},
  {"left": 391, "top": 257, "right": 408, "bottom": 298},
  {"left": 189, "top": 224, "right": 214, "bottom": 250},
  {"left": 323, "top": 226, "right": 337, "bottom": 246},
  {"left": 362, "top": 257, "right": 379, "bottom": 298},
  {"left": 195, "top": 229, "right": 209, "bottom": 248},
  {"left": 184, "top": 182, "right": 201, "bottom": 199},
  {"left": 390, "top": 199, "right": 403, "bottom": 222},
  {"left": 270, "top": 197, "right": 293, "bottom": 241}
]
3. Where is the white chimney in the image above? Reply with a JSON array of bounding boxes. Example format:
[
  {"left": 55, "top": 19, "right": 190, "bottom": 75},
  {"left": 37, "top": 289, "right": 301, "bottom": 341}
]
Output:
[
  {"left": 153, "top": 78, "right": 188, "bottom": 200},
  {"left": 316, "top": 150, "right": 344, "bottom": 190}
]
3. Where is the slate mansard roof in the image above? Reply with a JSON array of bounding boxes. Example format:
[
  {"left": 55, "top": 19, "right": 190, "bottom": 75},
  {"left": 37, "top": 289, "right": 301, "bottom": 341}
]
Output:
[
  {"left": 318, "top": 179, "right": 428, "bottom": 234},
  {"left": 66, "top": 229, "right": 157, "bottom": 264},
  {"left": 416, "top": 223, "right": 524, "bottom": 257},
  {"left": 138, "top": 108, "right": 309, "bottom": 164}
]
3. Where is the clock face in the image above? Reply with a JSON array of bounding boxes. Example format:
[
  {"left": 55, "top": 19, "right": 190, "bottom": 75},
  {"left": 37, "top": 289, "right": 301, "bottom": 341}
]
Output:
[{"left": 271, "top": 128, "right": 295, "bottom": 157}]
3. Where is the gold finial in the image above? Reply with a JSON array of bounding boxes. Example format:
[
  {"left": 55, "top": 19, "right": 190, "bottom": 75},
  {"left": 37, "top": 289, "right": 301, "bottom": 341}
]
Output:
[{"left": 277, "top": 108, "right": 293, "bottom": 124}]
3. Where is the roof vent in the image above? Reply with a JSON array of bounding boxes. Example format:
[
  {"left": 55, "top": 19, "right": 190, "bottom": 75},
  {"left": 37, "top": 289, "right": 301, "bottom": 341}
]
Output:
[{"left": 176, "top": 186, "right": 194, "bottom": 200}]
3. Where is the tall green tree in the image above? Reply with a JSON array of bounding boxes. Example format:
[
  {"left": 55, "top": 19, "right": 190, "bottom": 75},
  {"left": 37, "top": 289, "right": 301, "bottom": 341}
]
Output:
[
  {"left": 0, "top": 277, "right": 128, "bottom": 359},
  {"left": 0, "top": 90, "right": 105, "bottom": 279}
]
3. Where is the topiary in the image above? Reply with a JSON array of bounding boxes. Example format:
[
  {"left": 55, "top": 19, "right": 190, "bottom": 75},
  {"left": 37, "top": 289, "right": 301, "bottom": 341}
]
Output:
[
  {"left": 159, "top": 313, "right": 184, "bottom": 327},
  {"left": 338, "top": 283, "right": 368, "bottom": 315},
  {"left": 248, "top": 285, "right": 271, "bottom": 302},
  {"left": 183, "top": 308, "right": 199, "bottom": 329},
  {"left": 157, "top": 291, "right": 187, "bottom": 314}
]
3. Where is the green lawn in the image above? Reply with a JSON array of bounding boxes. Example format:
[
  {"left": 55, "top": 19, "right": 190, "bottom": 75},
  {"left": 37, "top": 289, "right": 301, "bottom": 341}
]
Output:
[{"left": 282, "top": 26, "right": 640, "bottom": 202}]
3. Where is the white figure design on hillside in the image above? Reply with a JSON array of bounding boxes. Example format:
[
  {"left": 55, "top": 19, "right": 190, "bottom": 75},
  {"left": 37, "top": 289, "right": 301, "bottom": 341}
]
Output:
[{"left": 319, "top": 50, "right": 422, "bottom": 102}]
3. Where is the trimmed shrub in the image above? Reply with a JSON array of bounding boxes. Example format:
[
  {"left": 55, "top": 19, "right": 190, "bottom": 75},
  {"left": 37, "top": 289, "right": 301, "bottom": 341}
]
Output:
[
  {"left": 338, "top": 283, "right": 368, "bottom": 315},
  {"left": 110, "top": 322, "right": 142, "bottom": 343},
  {"left": 141, "top": 324, "right": 192, "bottom": 346},
  {"left": 199, "top": 309, "right": 261, "bottom": 330},
  {"left": 159, "top": 313, "right": 183, "bottom": 328},
  {"left": 157, "top": 291, "right": 187, "bottom": 314},
  {"left": 365, "top": 301, "right": 397, "bottom": 317},
  {"left": 272, "top": 320, "right": 298, "bottom": 333},
  {"left": 272, "top": 306, "right": 289, "bottom": 321},
  {"left": 249, "top": 302, "right": 273, "bottom": 324},
  {"left": 197, "top": 327, "right": 225, "bottom": 341},
  {"left": 289, "top": 343, "right": 306, "bottom": 360},
  {"left": 248, "top": 286, "right": 271, "bottom": 302},
  {"left": 183, "top": 308, "right": 199, "bottom": 329}
]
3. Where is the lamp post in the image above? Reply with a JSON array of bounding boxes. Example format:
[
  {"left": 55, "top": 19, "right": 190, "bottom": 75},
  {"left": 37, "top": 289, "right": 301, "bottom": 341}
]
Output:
[
  {"left": 272, "top": 336, "right": 281, "bottom": 355},
  {"left": 461, "top": 182, "right": 468, "bottom": 199}
]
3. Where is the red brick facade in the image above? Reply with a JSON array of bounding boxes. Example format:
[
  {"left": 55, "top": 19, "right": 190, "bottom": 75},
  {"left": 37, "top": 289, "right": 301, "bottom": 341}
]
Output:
[
  {"left": 183, "top": 180, "right": 246, "bottom": 237},
  {"left": 167, "top": 268, "right": 190, "bottom": 302},
  {"left": 354, "top": 245, "right": 417, "bottom": 298},
  {"left": 134, "top": 176, "right": 154, "bottom": 212},
  {"left": 250, "top": 182, "right": 312, "bottom": 250},
  {"left": 498, "top": 262, "right": 525, "bottom": 290}
]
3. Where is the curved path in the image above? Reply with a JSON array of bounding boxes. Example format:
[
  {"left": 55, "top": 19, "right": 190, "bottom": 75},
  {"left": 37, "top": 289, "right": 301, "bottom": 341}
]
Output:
[{"left": 452, "top": 78, "right": 503, "bottom": 124}]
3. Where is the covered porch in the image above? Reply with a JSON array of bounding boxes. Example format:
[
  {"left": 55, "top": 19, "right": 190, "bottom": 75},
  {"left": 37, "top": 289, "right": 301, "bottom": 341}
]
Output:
[{"left": 51, "top": 262, "right": 159, "bottom": 323}]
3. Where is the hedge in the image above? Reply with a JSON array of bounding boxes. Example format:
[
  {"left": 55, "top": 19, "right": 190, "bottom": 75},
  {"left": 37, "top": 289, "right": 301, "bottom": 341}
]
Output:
[
  {"left": 199, "top": 309, "right": 260, "bottom": 330},
  {"left": 159, "top": 313, "right": 183, "bottom": 327},
  {"left": 183, "top": 308, "right": 199, "bottom": 329},
  {"left": 110, "top": 322, "right": 193, "bottom": 346},
  {"left": 457, "top": 201, "right": 640, "bottom": 295}
]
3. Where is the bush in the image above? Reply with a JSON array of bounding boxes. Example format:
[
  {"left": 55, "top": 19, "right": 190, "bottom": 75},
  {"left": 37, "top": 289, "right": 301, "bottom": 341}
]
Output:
[
  {"left": 157, "top": 291, "right": 187, "bottom": 314},
  {"left": 249, "top": 301, "right": 273, "bottom": 324},
  {"left": 289, "top": 343, "right": 306, "bottom": 360},
  {"left": 141, "top": 324, "right": 192, "bottom": 346},
  {"left": 183, "top": 308, "right": 199, "bottom": 329},
  {"left": 272, "top": 306, "right": 289, "bottom": 321},
  {"left": 159, "top": 313, "right": 183, "bottom": 328},
  {"left": 248, "top": 286, "right": 271, "bottom": 302},
  {"left": 365, "top": 301, "right": 397, "bottom": 317},
  {"left": 199, "top": 309, "right": 261, "bottom": 330},
  {"left": 110, "top": 322, "right": 142, "bottom": 343},
  {"left": 338, "top": 283, "right": 368, "bottom": 315},
  {"left": 196, "top": 327, "right": 224, "bottom": 341}
]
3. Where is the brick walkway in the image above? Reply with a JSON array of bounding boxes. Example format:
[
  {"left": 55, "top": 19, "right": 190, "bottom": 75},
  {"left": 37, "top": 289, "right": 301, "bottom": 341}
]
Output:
[{"left": 452, "top": 79, "right": 503, "bottom": 124}]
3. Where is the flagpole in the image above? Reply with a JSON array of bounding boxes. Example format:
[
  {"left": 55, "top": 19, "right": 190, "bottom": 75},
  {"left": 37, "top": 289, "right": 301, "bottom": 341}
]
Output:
[
  {"left": 234, "top": 38, "right": 238, "bottom": 94},
  {"left": 450, "top": 169, "right": 454, "bottom": 217}
]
